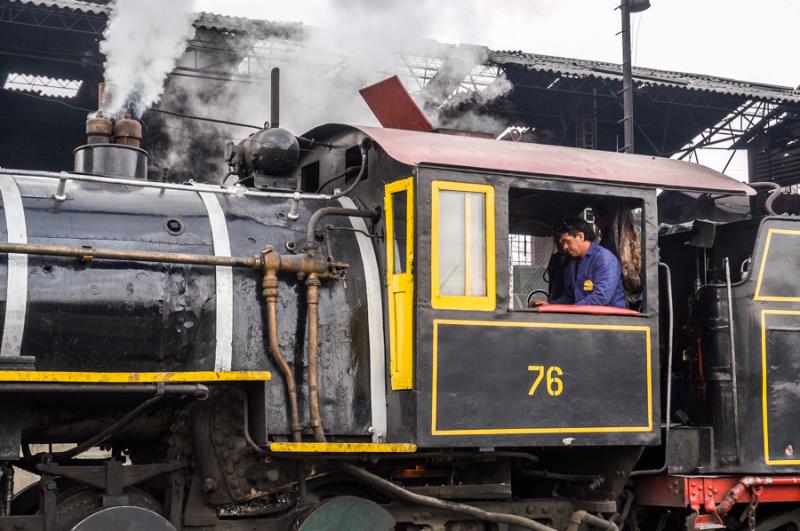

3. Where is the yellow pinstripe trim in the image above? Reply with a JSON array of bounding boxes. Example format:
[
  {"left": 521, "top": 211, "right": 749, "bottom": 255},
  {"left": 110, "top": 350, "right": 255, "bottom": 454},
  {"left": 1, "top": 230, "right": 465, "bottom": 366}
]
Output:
[
  {"left": 761, "top": 309, "right": 800, "bottom": 465},
  {"left": 269, "top": 442, "right": 417, "bottom": 453},
  {"left": 431, "top": 319, "right": 653, "bottom": 436},
  {"left": 0, "top": 371, "right": 271, "bottom": 383},
  {"left": 754, "top": 229, "right": 800, "bottom": 302}
]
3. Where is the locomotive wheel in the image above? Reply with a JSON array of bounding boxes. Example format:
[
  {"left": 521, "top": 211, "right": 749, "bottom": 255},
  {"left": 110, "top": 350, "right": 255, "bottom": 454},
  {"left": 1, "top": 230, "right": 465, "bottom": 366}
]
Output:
[
  {"left": 12, "top": 481, "right": 166, "bottom": 531},
  {"left": 295, "top": 496, "right": 394, "bottom": 531},
  {"left": 57, "top": 485, "right": 165, "bottom": 531},
  {"left": 71, "top": 505, "right": 176, "bottom": 531}
]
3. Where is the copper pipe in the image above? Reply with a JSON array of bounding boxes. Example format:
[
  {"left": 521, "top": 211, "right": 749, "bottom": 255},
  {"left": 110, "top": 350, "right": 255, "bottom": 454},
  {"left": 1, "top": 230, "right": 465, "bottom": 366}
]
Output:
[
  {"left": 0, "top": 242, "right": 261, "bottom": 269},
  {"left": 97, "top": 82, "right": 105, "bottom": 110},
  {"left": 338, "top": 463, "right": 557, "bottom": 531},
  {"left": 306, "top": 273, "right": 326, "bottom": 442},
  {"left": 305, "top": 207, "right": 379, "bottom": 254},
  {"left": 263, "top": 267, "right": 302, "bottom": 442},
  {"left": 566, "top": 510, "right": 618, "bottom": 531},
  {"left": 113, "top": 115, "right": 143, "bottom": 148}
]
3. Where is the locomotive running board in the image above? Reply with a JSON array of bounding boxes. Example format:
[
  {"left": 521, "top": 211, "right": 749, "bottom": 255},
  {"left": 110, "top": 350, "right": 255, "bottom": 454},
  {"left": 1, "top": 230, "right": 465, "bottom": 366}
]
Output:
[
  {"left": 0, "top": 370, "right": 271, "bottom": 383},
  {"left": 269, "top": 442, "right": 417, "bottom": 453}
]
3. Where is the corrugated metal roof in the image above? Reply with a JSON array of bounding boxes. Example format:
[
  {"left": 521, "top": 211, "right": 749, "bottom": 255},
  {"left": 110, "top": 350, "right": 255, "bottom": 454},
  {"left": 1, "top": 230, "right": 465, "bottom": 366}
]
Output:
[
  {"left": 10, "top": 0, "right": 797, "bottom": 105},
  {"left": 8, "top": 0, "right": 109, "bottom": 14},
  {"left": 490, "top": 50, "right": 800, "bottom": 104},
  {"left": 304, "top": 124, "right": 755, "bottom": 196},
  {"left": 7, "top": 0, "right": 304, "bottom": 38},
  {"left": 193, "top": 12, "right": 304, "bottom": 40}
]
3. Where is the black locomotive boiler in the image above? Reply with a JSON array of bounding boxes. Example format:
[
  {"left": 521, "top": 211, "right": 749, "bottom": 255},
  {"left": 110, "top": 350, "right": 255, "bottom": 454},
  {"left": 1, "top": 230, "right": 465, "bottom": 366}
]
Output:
[{"left": 0, "top": 86, "right": 797, "bottom": 530}]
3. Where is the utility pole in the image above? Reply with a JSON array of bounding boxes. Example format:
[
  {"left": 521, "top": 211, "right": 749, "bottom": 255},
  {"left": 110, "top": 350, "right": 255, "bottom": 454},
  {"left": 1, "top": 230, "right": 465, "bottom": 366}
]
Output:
[{"left": 620, "top": 0, "right": 650, "bottom": 154}]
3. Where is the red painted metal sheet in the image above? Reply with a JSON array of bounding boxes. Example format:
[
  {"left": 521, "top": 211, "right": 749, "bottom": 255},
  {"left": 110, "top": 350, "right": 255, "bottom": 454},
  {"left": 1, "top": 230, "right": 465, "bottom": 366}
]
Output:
[
  {"left": 333, "top": 125, "right": 754, "bottom": 195},
  {"left": 535, "top": 304, "right": 641, "bottom": 316},
  {"left": 359, "top": 76, "right": 434, "bottom": 133},
  {"left": 636, "top": 476, "right": 800, "bottom": 510}
]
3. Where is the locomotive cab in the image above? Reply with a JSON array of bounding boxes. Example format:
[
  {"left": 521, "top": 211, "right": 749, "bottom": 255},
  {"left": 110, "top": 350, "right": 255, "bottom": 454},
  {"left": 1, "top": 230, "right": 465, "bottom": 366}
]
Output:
[{"left": 298, "top": 124, "right": 754, "bottom": 452}]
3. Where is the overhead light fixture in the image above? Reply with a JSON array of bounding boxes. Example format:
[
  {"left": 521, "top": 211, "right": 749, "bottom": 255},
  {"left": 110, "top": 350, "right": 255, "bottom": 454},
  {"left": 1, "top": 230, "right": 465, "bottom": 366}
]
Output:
[{"left": 629, "top": 0, "right": 651, "bottom": 13}]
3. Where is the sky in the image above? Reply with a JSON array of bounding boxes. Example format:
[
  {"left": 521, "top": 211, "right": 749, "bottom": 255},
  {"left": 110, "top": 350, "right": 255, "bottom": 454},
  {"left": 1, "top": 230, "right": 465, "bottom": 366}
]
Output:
[{"left": 192, "top": 0, "right": 800, "bottom": 180}]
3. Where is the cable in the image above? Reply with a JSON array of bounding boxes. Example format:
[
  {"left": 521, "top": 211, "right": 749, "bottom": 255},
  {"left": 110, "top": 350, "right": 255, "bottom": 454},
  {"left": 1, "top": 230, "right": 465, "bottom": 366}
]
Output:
[
  {"left": 1, "top": 88, "right": 93, "bottom": 112},
  {"left": 338, "top": 462, "right": 558, "bottom": 531},
  {"left": 314, "top": 165, "right": 360, "bottom": 193},
  {"left": 149, "top": 107, "right": 263, "bottom": 130},
  {"left": 50, "top": 392, "right": 166, "bottom": 461}
]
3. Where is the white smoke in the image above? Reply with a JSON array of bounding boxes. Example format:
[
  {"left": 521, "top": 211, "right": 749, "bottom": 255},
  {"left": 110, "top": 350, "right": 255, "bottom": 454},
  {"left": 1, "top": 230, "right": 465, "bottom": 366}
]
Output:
[
  {"left": 265, "top": 1, "right": 514, "bottom": 134},
  {"left": 148, "top": 0, "right": 540, "bottom": 179},
  {"left": 101, "top": 0, "right": 197, "bottom": 117}
]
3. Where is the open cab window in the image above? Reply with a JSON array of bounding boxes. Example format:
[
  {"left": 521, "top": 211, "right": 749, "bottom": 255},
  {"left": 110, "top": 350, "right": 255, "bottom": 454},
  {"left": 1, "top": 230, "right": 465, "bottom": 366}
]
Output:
[
  {"left": 508, "top": 187, "right": 645, "bottom": 314},
  {"left": 431, "top": 181, "right": 496, "bottom": 311}
]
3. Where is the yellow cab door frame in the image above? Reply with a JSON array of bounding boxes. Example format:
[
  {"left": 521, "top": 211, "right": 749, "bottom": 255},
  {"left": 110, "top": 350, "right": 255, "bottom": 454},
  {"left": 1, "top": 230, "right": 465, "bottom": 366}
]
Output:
[{"left": 385, "top": 177, "right": 415, "bottom": 390}]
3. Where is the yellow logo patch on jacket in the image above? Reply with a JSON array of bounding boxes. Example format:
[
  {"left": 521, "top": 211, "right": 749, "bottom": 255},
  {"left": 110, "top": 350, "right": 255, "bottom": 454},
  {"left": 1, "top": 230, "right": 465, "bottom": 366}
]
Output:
[{"left": 583, "top": 280, "right": 594, "bottom": 292}]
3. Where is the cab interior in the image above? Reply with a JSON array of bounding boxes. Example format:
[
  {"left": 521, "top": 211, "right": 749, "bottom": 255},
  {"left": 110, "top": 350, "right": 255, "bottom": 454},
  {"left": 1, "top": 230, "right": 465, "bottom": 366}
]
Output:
[{"left": 507, "top": 187, "right": 645, "bottom": 312}]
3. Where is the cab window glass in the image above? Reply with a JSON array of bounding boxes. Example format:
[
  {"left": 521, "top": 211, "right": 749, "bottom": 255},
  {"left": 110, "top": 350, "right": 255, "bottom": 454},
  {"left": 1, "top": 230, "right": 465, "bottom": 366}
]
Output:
[
  {"left": 391, "top": 192, "right": 408, "bottom": 274},
  {"left": 438, "top": 191, "right": 487, "bottom": 296},
  {"left": 432, "top": 182, "right": 495, "bottom": 311}
]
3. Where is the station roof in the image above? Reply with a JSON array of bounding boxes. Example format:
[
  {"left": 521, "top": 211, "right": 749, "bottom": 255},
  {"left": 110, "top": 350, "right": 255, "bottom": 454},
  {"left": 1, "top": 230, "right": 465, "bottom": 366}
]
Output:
[
  {"left": 306, "top": 124, "right": 755, "bottom": 196},
  {"left": 489, "top": 50, "right": 800, "bottom": 104}
]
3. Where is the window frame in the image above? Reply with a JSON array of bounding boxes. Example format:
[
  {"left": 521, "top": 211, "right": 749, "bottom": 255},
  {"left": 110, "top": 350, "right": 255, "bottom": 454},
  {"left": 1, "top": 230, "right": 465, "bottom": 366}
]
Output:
[
  {"left": 505, "top": 184, "right": 648, "bottom": 315},
  {"left": 385, "top": 177, "right": 415, "bottom": 390},
  {"left": 430, "top": 180, "right": 496, "bottom": 311}
]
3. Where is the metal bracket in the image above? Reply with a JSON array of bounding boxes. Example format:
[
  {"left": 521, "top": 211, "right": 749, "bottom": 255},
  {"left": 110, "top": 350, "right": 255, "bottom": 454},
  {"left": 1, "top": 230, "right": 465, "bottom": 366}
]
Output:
[{"left": 37, "top": 460, "right": 187, "bottom": 499}]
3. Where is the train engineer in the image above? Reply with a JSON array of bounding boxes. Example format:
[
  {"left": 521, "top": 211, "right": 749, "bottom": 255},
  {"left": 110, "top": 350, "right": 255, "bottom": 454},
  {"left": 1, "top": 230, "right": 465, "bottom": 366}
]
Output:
[{"left": 545, "top": 217, "right": 627, "bottom": 308}]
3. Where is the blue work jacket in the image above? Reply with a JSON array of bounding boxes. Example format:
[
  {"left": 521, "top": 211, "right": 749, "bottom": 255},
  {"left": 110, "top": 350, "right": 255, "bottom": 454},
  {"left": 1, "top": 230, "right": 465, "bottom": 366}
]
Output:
[{"left": 551, "top": 242, "right": 627, "bottom": 308}]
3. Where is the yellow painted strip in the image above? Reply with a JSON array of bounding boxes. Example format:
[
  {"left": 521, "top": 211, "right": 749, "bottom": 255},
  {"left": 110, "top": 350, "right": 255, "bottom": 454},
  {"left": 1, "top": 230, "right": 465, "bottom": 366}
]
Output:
[
  {"left": 761, "top": 309, "right": 800, "bottom": 465},
  {"left": 431, "top": 426, "right": 652, "bottom": 435},
  {"left": 431, "top": 319, "right": 652, "bottom": 436},
  {"left": 754, "top": 228, "right": 800, "bottom": 302},
  {"left": 762, "top": 309, "right": 771, "bottom": 464},
  {"left": 646, "top": 327, "right": 654, "bottom": 430},
  {"left": 753, "top": 228, "right": 774, "bottom": 300},
  {"left": 269, "top": 442, "right": 417, "bottom": 453},
  {"left": 0, "top": 371, "right": 271, "bottom": 383},
  {"left": 432, "top": 320, "right": 439, "bottom": 435},
  {"left": 434, "top": 319, "right": 650, "bottom": 332}
]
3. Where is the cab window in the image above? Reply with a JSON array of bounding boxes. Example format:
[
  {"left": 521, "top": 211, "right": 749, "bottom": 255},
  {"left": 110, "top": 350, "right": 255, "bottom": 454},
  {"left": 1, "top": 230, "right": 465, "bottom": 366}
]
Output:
[
  {"left": 431, "top": 181, "right": 495, "bottom": 311},
  {"left": 508, "top": 187, "right": 644, "bottom": 312}
]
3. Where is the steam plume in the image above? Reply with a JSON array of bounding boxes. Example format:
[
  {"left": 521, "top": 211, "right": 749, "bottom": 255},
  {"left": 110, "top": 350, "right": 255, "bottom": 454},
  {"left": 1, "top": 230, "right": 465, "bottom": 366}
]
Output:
[
  {"left": 101, "top": 0, "right": 197, "bottom": 117},
  {"left": 151, "top": 0, "right": 537, "bottom": 181}
]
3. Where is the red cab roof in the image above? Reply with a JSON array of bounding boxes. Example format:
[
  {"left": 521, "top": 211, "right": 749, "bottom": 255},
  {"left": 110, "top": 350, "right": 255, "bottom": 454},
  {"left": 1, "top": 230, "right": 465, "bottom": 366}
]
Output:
[{"left": 305, "top": 124, "right": 754, "bottom": 196}]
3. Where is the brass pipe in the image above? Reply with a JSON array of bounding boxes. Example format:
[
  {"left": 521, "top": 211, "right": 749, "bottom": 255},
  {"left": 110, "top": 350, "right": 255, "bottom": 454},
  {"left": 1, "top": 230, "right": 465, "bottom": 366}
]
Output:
[
  {"left": 0, "top": 242, "right": 261, "bottom": 269},
  {"left": 306, "top": 273, "right": 326, "bottom": 442},
  {"left": 259, "top": 245, "right": 347, "bottom": 277},
  {"left": 263, "top": 267, "right": 303, "bottom": 442}
]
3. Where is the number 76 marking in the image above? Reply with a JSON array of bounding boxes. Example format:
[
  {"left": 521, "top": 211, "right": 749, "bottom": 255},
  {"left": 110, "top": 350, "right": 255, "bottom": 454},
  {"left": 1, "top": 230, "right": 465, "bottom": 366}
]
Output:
[{"left": 528, "top": 365, "right": 564, "bottom": 396}]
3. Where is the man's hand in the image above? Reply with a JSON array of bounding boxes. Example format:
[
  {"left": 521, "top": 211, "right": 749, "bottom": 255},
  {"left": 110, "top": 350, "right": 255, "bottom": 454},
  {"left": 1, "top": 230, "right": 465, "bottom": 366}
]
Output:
[{"left": 528, "top": 299, "right": 548, "bottom": 308}]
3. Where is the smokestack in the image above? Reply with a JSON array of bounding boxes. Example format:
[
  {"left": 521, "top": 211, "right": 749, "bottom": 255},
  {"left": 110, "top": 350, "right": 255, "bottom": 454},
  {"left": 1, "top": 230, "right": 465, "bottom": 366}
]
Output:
[
  {"left": 271, "top": 67, "right": 280, "bottom": 129},
  {"left": 75, "top": 89, "right": 149, "bottom": 180},
  {"left": 113, "top": 114, "right": 143, "bottom": 148}
]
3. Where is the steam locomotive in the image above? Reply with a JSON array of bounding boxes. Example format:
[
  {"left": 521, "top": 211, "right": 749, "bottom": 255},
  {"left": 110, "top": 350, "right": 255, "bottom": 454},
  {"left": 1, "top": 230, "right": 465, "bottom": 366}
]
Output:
[{"left": 0, "top": 77, "right": 796, "bottom": 531}]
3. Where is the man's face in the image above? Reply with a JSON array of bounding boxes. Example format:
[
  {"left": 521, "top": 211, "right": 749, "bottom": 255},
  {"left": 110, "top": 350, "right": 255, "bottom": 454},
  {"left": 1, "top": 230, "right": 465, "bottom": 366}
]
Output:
[{"left": 558, "top": 231, "right": 586, "bottom": 257}]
